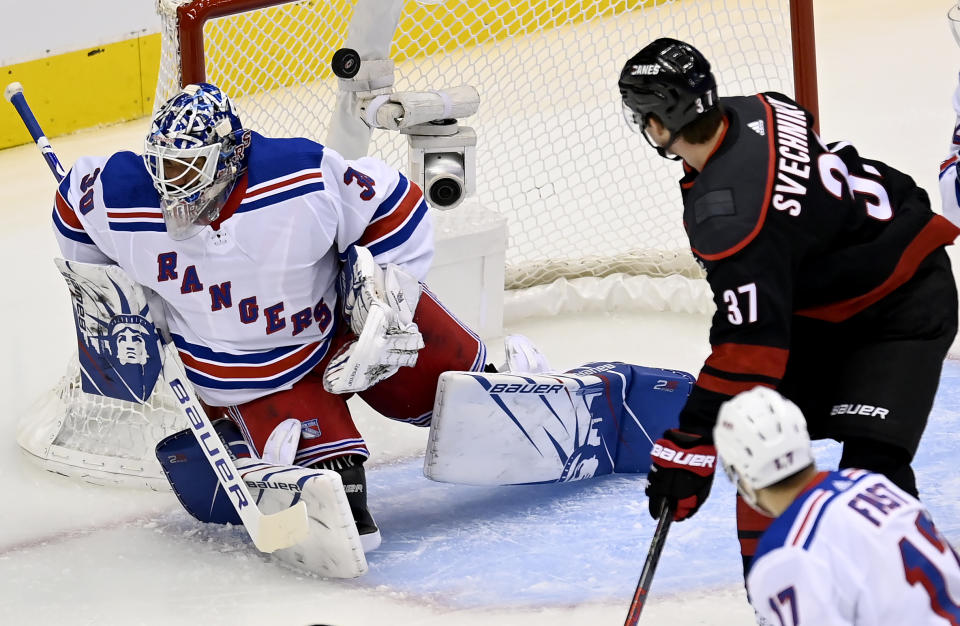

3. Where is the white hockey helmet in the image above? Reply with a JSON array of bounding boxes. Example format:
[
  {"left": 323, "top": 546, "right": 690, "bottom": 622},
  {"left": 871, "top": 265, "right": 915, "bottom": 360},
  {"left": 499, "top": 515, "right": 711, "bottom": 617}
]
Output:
[{"left": 713, "top": 386, "right": 814, "bottom": 512}]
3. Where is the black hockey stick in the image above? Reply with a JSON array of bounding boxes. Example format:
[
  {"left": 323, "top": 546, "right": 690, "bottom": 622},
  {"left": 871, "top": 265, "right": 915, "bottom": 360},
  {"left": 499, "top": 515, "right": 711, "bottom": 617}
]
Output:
[{"left": 624, "top": 499, "right": 674, "bottom": 626}]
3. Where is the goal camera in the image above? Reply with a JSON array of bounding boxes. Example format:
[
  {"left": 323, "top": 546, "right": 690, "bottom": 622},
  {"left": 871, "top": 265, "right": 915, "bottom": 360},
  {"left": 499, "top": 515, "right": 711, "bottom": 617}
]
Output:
[{"left": 408, "top": 124, "right": 476, "bottom": 211}]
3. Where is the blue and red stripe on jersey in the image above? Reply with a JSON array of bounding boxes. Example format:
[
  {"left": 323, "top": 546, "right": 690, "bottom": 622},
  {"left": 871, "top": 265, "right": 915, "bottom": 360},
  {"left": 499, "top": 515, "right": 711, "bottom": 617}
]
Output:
[
  {"left": 754, "top": 469, "right": 872, "bottom": 562},
  {"left": 237, "top": 168, "right": 325, "bottom": 214},
  {"left": 52, "top": 187, "right": 95, "bottom": 245},
  {"left": 106, "top": 206, "right": 166, "bottom": 232},
  {"left": 357, "top": 174, "right": 429, "bottom": 258},
  {"left": 171, "top": 333, "right": 331, "bottom": 391},
  {"left": 941, "top": 155, "right": 959, "bottom": 178}
]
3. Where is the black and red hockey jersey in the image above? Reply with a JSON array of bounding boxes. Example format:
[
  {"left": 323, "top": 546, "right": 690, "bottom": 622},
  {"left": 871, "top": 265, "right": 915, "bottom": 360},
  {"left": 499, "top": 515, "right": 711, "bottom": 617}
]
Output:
[{"left": 677, "top": 92, "right": 960, "bottom": 435}]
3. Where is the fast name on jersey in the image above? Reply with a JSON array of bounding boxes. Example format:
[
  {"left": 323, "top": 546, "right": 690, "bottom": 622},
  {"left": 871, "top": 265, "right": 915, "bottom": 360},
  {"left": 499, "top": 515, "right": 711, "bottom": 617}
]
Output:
[
  {"left": 767, "top": 95, "right": 811, "bottom": 217},
  {"left": 846, "top": 479, "right": 909, "bottom": 527}
]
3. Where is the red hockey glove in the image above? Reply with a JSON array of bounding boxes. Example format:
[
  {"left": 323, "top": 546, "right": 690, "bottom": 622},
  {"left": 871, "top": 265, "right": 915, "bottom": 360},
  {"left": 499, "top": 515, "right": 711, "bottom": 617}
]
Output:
[{"left": 645, "top": 429, "right": 717, "bottom": 522}]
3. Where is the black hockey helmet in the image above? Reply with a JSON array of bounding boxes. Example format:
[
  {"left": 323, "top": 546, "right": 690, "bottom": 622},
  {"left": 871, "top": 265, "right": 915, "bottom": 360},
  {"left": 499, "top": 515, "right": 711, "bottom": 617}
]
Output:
[{"left": 618, "top": 38, "right": 718, "bottom": 153}]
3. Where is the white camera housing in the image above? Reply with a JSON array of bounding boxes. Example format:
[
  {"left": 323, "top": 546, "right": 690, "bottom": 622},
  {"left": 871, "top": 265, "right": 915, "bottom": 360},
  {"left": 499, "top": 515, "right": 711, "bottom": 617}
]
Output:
[{"left": 408, "top": 126, "right": 477, "bottom": 210}]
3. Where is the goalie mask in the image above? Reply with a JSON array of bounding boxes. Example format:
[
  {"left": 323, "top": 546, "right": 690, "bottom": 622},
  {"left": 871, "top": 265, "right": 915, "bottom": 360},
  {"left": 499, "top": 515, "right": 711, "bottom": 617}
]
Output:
[
  {"left": 713, "top": 387, "right": 814, "bottom": 516},
  {"left": 143, "top": 83, "right": 249, "bottom": 240},
  {"left": 618, "top": 38, "right": 718, "bottom": 159}
]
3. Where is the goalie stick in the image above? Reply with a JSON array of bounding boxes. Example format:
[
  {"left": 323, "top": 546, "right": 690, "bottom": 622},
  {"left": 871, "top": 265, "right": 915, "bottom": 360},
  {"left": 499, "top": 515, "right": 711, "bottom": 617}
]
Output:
[
  {"left": 4, "top": 82, "right": 66, "bottom": 182},
  {"left": 6, "top": 89, "right": 309, "bottom": 553},
  {"left": 623, "top": 500, "right": 674, "bottom": 626},
  {"left": 163, "top": 343, "right": 309, "bottom": 553}
]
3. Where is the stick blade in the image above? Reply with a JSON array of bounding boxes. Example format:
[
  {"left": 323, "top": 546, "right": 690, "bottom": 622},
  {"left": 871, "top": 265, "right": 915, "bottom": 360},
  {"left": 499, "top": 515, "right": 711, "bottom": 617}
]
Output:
[{"left": 249, "top": 501, "right": 310, "bottom": 553}]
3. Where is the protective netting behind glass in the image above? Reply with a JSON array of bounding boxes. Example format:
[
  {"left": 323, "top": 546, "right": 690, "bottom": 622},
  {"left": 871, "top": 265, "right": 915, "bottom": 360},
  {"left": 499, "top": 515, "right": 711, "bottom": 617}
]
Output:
[{"left": 156, "top": 0, "right": 810, "bottom": 290}]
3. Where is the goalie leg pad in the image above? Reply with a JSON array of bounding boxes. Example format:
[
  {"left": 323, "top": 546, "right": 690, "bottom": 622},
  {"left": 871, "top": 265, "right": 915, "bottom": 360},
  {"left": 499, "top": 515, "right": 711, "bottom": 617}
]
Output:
[
  {"left": 156, "top": 419, "right": 252, "bottom": 525},
  {"left": 591, "top": 362, "right": 696, "bottom": 473},
  {"left": 241, "top": 461, "right": 368, "bottom": 578},
  {"left": 424, "top": 362, "right": 693, "bottom": 485},
  {"left": 158, "top": 422, "right": 367, "bottom": 577}
]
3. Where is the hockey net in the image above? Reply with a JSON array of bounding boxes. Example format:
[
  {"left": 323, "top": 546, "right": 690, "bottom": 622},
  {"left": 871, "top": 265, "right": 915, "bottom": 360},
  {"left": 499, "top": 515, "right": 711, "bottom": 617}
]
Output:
[
  {"left": 19, "top": 0, "right": 816, "bottom": 488},
  {"left": 154, "top": 0, "right": 817, "bottom": 293}
]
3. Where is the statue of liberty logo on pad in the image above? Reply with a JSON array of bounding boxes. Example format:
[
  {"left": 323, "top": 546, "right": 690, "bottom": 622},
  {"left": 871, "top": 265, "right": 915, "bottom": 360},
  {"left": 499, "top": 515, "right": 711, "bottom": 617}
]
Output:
[{"left": 56, "top": 259, "right": 163, "bottom": 403}]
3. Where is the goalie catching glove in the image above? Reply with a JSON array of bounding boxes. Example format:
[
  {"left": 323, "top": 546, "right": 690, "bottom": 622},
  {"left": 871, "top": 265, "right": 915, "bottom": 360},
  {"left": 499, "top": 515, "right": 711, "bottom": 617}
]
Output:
[
  {"left": 324, "top": 245, "right": 424, "bottom": 394},
  {"left": 645, "top": 429, "right": 717, "bottom": 521}
]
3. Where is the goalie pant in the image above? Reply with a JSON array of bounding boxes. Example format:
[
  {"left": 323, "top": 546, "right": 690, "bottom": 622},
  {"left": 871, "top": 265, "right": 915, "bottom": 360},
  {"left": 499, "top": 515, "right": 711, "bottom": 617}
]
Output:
[{"left": 207, "top": 286, "right": 486, "bottom": 468}]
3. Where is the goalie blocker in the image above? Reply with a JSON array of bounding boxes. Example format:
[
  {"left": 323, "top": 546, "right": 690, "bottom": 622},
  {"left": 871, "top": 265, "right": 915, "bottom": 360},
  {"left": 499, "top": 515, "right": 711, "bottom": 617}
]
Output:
[{"left": 425, "top": 362, "right": 694, "bottom": 485}]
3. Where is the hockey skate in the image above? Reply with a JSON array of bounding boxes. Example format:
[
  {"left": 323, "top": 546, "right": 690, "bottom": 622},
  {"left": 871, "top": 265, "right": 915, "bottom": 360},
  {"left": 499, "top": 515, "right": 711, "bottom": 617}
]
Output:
[{"left": 314, "top": 455, "right": 381, "bottom": 552}]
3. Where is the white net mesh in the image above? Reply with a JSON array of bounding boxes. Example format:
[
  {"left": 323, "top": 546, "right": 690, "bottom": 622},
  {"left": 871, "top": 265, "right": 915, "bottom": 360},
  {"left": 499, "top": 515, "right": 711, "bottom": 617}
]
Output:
[
  {"left": 156, "top": 0, "right": 806, "bottom": 290},
  {"left": 18, "top": 357, "right": 187, "bottom": 489}
]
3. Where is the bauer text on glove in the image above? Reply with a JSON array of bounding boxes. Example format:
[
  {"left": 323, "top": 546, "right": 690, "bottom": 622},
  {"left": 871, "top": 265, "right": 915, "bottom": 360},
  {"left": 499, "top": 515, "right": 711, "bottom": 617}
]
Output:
[{"left": 645, "top": 429, "right": 717, "bottom": 522}]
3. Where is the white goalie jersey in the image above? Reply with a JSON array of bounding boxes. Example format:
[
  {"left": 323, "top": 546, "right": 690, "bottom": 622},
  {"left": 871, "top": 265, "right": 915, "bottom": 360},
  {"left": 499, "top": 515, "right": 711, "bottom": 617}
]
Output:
[
  {"left": 51, "top": 132, "right": 433, "bottom": 406},
  {"left": 748, "top": 469, "right": 960, "bottom": 626},
  {"left": 940, "top": 75, "right": 960, "bottom": 226}
]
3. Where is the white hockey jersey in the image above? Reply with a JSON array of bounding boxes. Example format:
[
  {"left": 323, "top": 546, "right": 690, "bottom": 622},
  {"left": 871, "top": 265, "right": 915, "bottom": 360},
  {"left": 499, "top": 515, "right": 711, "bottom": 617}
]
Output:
[
  {"left": 940, "top": 77, "right": 960, "bottom": 226},
  {"left": 52, "top": 132, "right": 434, "bottom": 406},
  {"left": 748, "top": 469, "right": 960, "bottom": 626}
]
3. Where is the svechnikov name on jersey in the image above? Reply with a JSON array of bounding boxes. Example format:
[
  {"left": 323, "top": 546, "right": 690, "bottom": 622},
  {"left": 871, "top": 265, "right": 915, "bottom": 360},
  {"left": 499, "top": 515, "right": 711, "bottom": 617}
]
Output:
[{"left": 765, "top": 94, "right": 812, "bottom": 217}]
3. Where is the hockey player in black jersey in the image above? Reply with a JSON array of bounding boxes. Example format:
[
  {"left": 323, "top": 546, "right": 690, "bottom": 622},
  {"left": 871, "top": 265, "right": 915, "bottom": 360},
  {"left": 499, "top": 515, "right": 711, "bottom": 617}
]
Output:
[{"left": 618, "top": 38, "right": 960, "bottom": 575}]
